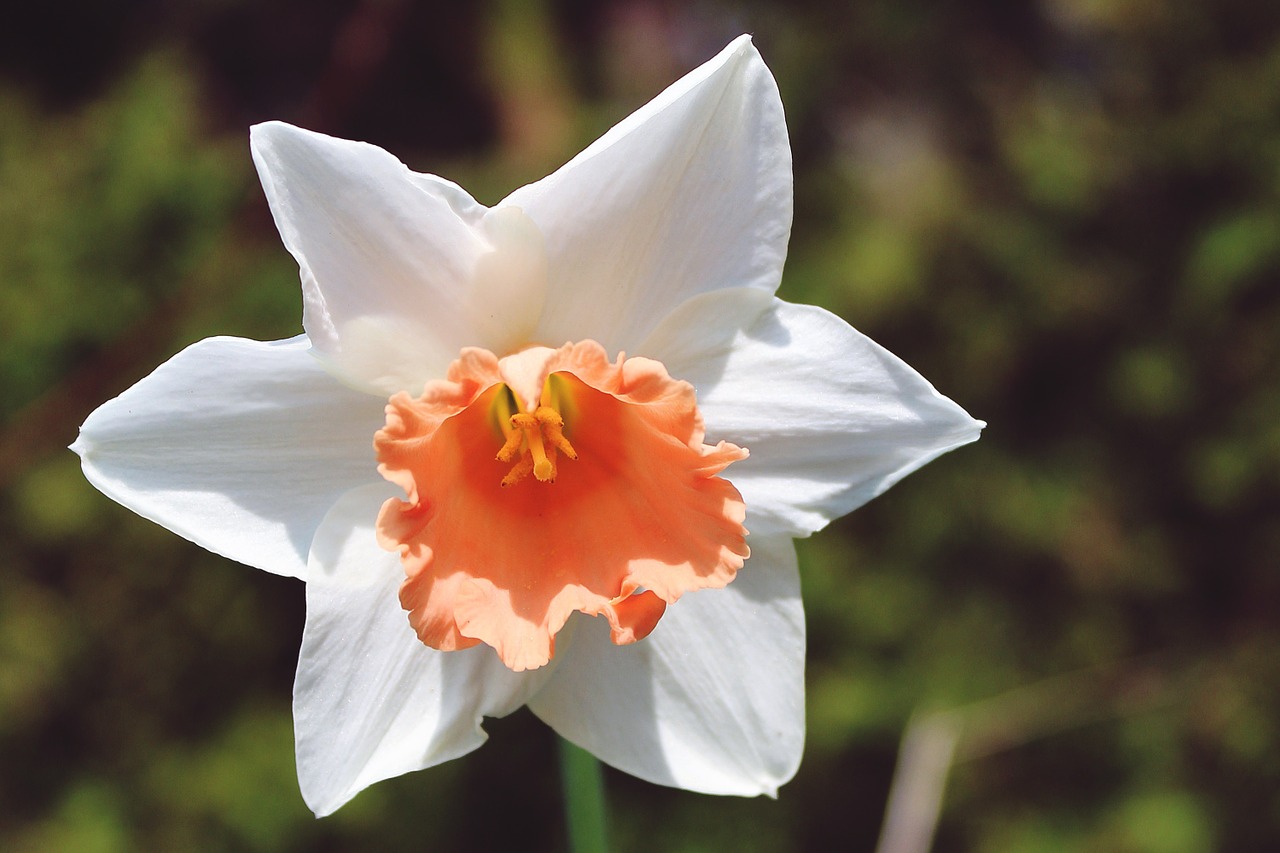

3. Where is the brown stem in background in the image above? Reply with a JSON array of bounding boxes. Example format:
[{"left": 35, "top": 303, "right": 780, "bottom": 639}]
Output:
[{"left": 874, "top": 657, "right": 1176, "bottom": 853}]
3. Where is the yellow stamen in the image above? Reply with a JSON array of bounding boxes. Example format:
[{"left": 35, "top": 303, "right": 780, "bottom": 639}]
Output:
[
  {"left": 492, "top": 377, "right": 580, "bottom": 486},
  {"left": 499, "top": 454, "right": 535, "bottom": 488},
  {"left": 511, "top": 413, "right": 555, "bottom": 482},
  {"left": 534, "top": 406, "right": 578, "bottom": 460},
  {"left": 495, "top": 427, "right": 525, "bottom": 463}
]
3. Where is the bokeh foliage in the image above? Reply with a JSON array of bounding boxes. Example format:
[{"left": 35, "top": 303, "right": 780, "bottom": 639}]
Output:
[{"left": 2, "top": 1, "right": 1279, "bottom": 850}]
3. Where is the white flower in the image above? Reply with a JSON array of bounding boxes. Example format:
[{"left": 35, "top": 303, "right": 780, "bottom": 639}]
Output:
[{"left": 73, "top": 36, "right": 983, "bottom": 816}]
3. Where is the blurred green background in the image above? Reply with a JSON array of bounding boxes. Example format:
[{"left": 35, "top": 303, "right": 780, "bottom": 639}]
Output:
[{"left": 3, "top": 0, "right": 1279, "bottom": 850}]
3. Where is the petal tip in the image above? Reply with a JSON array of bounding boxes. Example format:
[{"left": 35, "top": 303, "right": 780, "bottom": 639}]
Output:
[{"left": 248, "top": 119, "right": 297, "bottom": 153}]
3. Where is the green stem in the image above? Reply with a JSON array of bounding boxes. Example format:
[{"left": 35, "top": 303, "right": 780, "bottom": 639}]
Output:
[{"left": 559, "top": 737, "right": 610, "bottom": 853}]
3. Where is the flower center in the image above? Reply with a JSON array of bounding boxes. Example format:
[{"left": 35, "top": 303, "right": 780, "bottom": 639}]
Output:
[
  {"left": 373, "top": 340, "right": 750, "bottom": 672},
  {"left": 492, "top": 380, "right": 579, "bottom": 486}
]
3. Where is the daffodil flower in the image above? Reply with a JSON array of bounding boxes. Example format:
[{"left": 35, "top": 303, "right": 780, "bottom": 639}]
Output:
[{"left": 73, "top": 36, "right": 982, "bottom": 815}]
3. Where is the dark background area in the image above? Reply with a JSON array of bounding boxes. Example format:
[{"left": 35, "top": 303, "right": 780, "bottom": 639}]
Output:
[{"left": 2, "top": 0, "right": 1279, "bottom": 850}]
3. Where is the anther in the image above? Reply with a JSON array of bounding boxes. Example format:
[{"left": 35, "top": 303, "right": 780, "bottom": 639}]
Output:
[
  {"left": 495, "top": 427, "right": 525, "bottom": 463},
  {"left": 534, "top": 406, "right": 578, "bottom": 460},
  {"left": 500, "top": 454, "right": 535, "bottom": 487}
]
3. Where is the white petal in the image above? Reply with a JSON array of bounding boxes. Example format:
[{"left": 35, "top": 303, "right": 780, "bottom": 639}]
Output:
[
  {"left": 72, "top": 335, "right": 385, "bottom": 579},
  {"left": 252, "top": 122, "right": 543, "bottom": 394},
  {"left": 294, "top": 483, "right": 549, "bottom": 816},
  {"left": 650, "top": 293, "right": 985, "bottom": 537},
  {"left": 529, "top": 534, "right": 804, "bottom": 796},
  {"left": 639, "top": 286, "right": 774, "bottom": 366},
  {"left": 468, "top": 206, "right": 549, "bottom": 355},
  {"left": 407, "top": 172, "right": 488, "bottom": 226},
  {"left": 504, "top": 35, "right": 792, "bottom": 354}
]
